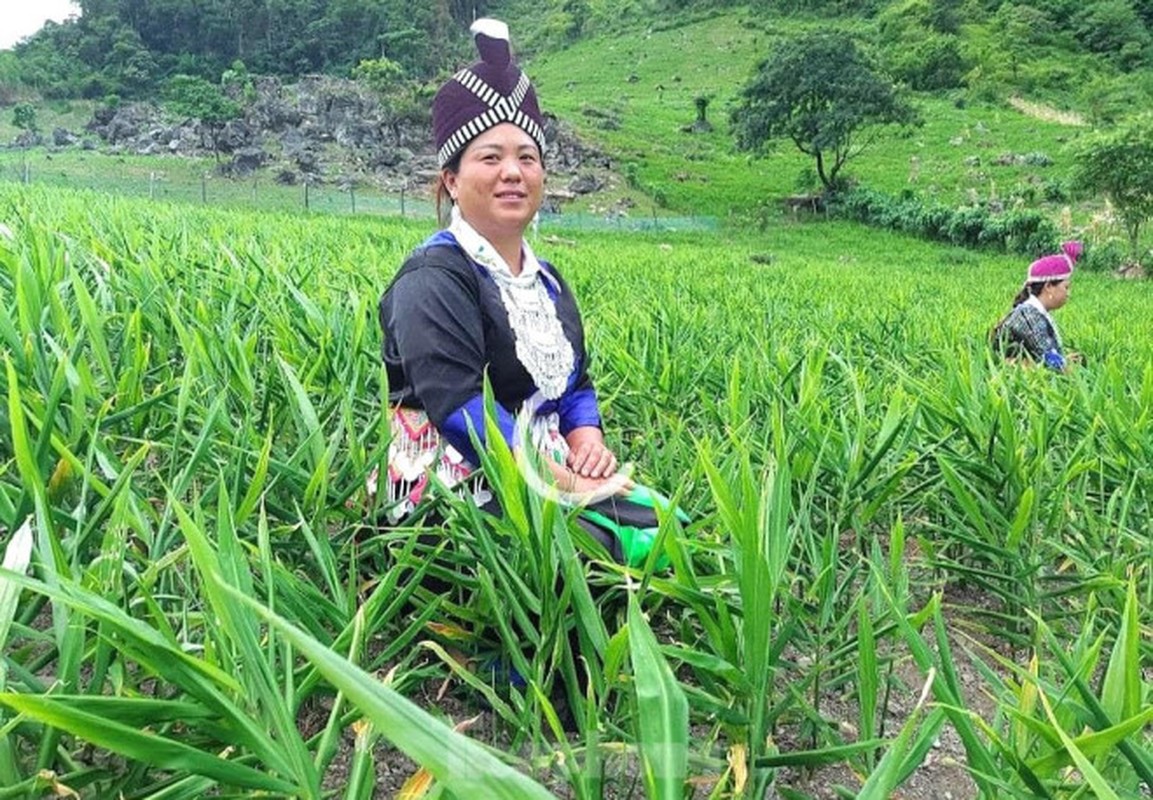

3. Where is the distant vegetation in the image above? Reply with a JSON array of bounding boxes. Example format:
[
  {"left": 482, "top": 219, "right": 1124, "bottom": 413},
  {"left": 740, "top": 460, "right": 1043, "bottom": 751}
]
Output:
[
  {"left": 2, "top": 0, "right": 1153, "bottom": 262},
  {"left": 2, "top": 0, "right": 1152, "bottom": 108}
]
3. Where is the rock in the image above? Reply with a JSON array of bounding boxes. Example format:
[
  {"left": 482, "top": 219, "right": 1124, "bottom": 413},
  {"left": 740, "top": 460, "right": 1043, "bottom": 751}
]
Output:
[
  {"left": 1117, "top": 262, "right": 1146, "bottom": 279},
  {"left": 75, "top": 75, "right": 613, "bottom": 202},
  {"left": 294, "top": 149, "right": 320, "bottom": 173},
  {"left": 275, "top": 169, "right": 297, "bottom": 185},
  {"left": 569, "top": 173, "right": 604, "bottom": 194},
  {"left": 369, "top": 146, "right": 413, "bottom": 169},
  {"left": 230, "top": 146, "right": 268, "bottom": 174},
  {"left": 52, "top": 127, "right": 79, "bottom": 147},
  {"left": 216, "top": 119, "right": 254, "bottom": 152}
]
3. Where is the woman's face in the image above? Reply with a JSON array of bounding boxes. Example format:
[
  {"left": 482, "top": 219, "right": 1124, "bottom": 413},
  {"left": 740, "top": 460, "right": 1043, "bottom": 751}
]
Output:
[
  {"left": 1041, "top": 278, "right": 1070, "bottom": 311},
  {"left": 443, "top": 123, "right": 544, "bottom": 242}
]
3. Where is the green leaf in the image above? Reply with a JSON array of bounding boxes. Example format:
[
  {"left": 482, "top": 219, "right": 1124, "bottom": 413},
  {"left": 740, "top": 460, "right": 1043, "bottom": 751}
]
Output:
[
  {"left": 628, "top": 593, "right": 688, "bottom": 800},
  {"left": 0, "top": 694, "right": 299, "bottom": 793},
  {"left": 1036, "top": 688, "right": 1121, "bottom": 800},
  {"left": 1100, "top": 578, "right": 1141, "bottom": 724},
  {"left": 229, "top": 587, "right": 558, "bottom": 800}
]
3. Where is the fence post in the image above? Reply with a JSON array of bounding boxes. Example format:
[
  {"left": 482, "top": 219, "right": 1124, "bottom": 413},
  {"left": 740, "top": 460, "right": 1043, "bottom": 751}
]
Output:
[
  {"left": 304, "top": 181, "right": 310, "bottom": 211},
  {"left": 350, "top": 185, "right": 356, "bottom": 214},
  {"left": 201, "top": 173, "right": 207, "bottom": 203},
  {"left": 399, "top": 184, "right": 405, "bottom": 217},
  {"left": 149, "top": 171, "right": 156, "bottom": 200}
]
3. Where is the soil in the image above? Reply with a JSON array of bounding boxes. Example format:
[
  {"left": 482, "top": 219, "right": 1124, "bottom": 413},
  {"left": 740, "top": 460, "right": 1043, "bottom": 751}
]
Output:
[
  {"left": 312, "top": 584, "right": 1008, "bottom": 799},
  {"left": 1007, "top": 96, "right": 1087, "bottom": 127}
]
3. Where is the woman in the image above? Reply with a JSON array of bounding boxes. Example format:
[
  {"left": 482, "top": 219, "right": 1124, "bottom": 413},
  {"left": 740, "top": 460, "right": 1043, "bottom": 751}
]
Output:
[
  {"left": 992, "top": 241, "right": 1081, "bottom": 372},
  {"left": 377, "top": 19, "right": 678, "bottom": 566}
]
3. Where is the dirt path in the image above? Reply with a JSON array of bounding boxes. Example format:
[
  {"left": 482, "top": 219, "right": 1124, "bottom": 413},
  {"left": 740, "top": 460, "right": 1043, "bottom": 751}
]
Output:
[{"left": 1007, "top": 96, "right": 1087, "bottom": 127}]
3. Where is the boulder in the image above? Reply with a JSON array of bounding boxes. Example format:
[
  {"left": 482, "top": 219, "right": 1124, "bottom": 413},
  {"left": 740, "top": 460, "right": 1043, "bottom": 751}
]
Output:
[
  {"left": 231, "top": 146, "right": 269, "bottom": 174},
  {"left": 569, "top": 173, "right": 604, "bottom": 194},
  {"left": 52, "top": 127, "right": 79, "bottom": 147}
]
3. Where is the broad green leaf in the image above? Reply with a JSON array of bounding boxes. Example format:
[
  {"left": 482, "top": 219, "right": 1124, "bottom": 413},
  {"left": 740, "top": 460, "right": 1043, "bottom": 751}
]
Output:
[
  {"left": 231, "top": 587, "right": 557, "bottom": 800},
  {"left": 0, "top": 694, "right": 299, "bottom": 794},
  {"left": 628, "top": 593, "right": 688, "bottom": 800}
]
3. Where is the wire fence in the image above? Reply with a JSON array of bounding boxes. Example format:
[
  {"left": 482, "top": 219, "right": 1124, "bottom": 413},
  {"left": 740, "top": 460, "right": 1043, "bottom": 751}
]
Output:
[{"left": 0, "top": 152, "right": 719, "bottom": 234}]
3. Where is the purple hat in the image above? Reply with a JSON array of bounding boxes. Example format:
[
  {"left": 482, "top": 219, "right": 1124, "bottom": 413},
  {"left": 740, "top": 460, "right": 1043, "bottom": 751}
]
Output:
[
  {"left": 1026, "top": 240, "right": 1082, "bottom": 283},
  {"left": 431, "top": 19, "right": 546, "bottom": 169}
]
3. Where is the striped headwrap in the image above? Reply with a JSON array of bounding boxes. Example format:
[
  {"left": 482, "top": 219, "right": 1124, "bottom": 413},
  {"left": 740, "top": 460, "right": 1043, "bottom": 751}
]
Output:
[{"left": 432, "top": 19, "right": 546, "bottom": 169}]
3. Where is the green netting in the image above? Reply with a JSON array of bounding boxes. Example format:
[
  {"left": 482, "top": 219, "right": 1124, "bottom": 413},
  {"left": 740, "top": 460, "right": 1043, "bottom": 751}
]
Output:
[{"left": 0, "top": 159, "right": 717, "bottom": 232}]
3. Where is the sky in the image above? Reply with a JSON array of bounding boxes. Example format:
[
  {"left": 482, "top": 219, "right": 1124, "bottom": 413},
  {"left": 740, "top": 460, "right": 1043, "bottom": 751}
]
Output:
[{"left": 0, "top": 0, "right": 79, "bottom": 50}]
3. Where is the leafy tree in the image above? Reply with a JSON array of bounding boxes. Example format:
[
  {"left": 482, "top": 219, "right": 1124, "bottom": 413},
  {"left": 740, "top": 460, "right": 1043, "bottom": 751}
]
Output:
[
  {"left": 731, "top": 31, "right": 920, "bottom": 193},
  {"left": 1071, "top": 0, "right": 1150, "bottom": 71},
  {"left": 1080, "top": 75, "right": 1152, "bottom": 127},
  {"left": 165, "top": 73, "right": 242, "bottom": 161},
  {"left": 353, "top": 57, "right": 430, "bottom": 146},
  {"left": 891, "top": 33, "right": 968, "bottom": 89},
  {"left": 221, "top": 60, "right": 256, "bottom": 103},
  {"left": 0, "top": 52, "right": 21, "bottom": 105},
  {"left": 1070, "top": 114, "right": 1153, "bottom": 263},
  {"left": 12, "top": 103, "right": 39, "bottom": 135},
  {"left": 991, "top": 3, "right": 1056, "bottom": 81},
  {"left": 927, "top": 0, "right": 963, "bottom": 34}
]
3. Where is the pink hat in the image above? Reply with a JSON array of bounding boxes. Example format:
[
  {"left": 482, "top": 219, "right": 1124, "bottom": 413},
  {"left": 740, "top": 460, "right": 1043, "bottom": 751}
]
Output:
[{"left": 1026, "top": 241, "right": 1082, "bottom": 283}]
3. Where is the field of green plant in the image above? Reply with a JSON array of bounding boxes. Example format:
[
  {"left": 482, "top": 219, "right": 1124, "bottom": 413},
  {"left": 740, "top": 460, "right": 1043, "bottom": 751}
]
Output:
[{"left": 0, "top": 181, "right": 1150, "bottom": 799}]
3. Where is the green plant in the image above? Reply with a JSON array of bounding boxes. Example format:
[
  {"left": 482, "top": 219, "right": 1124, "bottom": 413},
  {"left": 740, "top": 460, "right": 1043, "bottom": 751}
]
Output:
[
  {"left": 1069, "top": 113, "right": 1153, "bottom": 263},
  {"left": 731, "top": 30, "right": 921, "bottom": 192}
]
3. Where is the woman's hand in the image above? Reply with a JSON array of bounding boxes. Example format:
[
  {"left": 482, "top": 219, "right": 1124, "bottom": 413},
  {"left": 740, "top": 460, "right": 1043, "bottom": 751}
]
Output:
[
  {"left": 547, "top": 459, "right": 632, "bottom": 497},
  {"left": 565, "top": 426, "right": 618, "bottom": 479}
]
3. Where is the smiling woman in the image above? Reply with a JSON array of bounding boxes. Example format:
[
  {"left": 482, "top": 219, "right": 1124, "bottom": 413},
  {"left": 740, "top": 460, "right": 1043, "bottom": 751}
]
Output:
[
  {"left": 0, "top": 0, "right": 78, "bottom": 50},
  {"left": 374, "top": 18, "right": 683, "bottom": 568}
]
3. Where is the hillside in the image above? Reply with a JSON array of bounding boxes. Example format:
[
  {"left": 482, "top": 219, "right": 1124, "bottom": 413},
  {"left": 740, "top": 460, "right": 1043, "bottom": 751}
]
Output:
[{"left": 525, "top": 11, "right": 1089, "bottom": 218}]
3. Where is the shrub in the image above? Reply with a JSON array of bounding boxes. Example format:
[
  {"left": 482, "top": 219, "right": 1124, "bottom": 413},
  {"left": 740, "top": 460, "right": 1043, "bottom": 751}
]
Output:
[
  {"left": 830, "top": 187, "right": 1059, "bottom": 254},
  {"left": 1042, "top": 179, "right": 1068, "bottom": 203},
  {"left": 1078, "top": 239, "right": 1127, "bottom": 272}
]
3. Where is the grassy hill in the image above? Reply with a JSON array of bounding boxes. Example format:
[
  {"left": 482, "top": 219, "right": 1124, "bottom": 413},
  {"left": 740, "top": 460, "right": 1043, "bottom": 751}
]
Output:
[{"left": 525, "top": 9, "right": 1090, "bottom": 225}]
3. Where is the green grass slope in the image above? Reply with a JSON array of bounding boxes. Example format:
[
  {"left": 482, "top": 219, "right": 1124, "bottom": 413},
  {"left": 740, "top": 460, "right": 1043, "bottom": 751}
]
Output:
[{"left": 526, "top": 9, "right": 1092, "bottom": 225}]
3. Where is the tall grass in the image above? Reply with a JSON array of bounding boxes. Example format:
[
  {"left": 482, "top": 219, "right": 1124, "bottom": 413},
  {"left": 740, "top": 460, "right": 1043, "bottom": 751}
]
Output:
[{"left": 0, "top": 182, "right": 1149, "bottom": 797}]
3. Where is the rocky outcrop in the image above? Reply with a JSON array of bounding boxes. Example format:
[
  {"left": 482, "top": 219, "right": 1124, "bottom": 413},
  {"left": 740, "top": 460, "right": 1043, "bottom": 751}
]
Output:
[{"left": 58, "top": 75, "right": 611, "bottom": 205}]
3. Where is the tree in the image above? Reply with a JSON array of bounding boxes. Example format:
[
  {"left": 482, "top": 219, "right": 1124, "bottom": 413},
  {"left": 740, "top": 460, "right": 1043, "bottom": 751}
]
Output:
[
  {"left": 1070, "top": 114, "right": 1153, "bottom": 264},
  {"left": 12, "top": 103, "right": 39, "bottom": 135},
  {"left": 730, "top": 32, "right": 920, "bottom": 193},
  {"left": 165, "top": 73, "right": 242, "bottom": 160},
  {"left": 1071, "top": 0, "right": 1150, "bottom": 72},
  {"left": 992, "top": 3, "right": 1055, "bottom": 81},
  {"left": 352, "top": 57, "right": 429, "bottom": 146}
]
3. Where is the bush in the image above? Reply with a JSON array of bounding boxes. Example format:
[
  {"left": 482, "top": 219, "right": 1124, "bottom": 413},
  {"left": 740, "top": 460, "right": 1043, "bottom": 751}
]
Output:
[
  {"left": 830, "top": 187, "right": 1059, "bottom": 254},
  {"left": 891, "top": 33, "right": 969, "bottom": 90},
  {"left": 1078, "top": 239, "right": 1127, "bottom": 272},
  {"left": 1042, "top": 179, "right": 1068, "bottom": 203}
]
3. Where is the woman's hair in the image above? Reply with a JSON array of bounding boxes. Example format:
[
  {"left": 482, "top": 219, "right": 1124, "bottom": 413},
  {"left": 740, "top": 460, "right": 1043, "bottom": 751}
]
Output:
[
  {"left": 433, "top": 151, "right": 463, "bottom": 226},
  {"left": 1011, "top": 278, "right": 1064, "bottom": 308}
]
